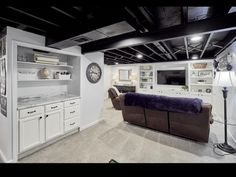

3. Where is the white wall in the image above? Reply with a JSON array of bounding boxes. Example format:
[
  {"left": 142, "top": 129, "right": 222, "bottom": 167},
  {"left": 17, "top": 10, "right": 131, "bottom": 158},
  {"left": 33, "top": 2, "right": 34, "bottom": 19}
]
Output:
[
  {"left": 81, "top": 53, "right": 104, "bottom": 129},
  {"left": 63, "top": 46, "right": 105, "bottom": 130},
  {"left": 0, "top": 27, "right": 45, "bottom": 162},
  {"left": 104, "top": 65, "right": 112, "bottom": 99}
]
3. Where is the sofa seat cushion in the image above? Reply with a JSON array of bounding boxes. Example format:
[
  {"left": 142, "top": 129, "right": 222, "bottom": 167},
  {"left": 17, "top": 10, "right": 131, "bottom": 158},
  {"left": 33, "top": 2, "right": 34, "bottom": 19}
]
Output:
[{"left": 125, "top": 92, "right": 203, "bottom": 114}]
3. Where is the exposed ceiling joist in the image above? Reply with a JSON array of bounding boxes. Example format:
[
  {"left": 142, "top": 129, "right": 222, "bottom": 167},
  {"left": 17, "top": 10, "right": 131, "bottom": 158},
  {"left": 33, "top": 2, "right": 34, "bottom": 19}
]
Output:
[
  {"left": 129, "top": 47, "right": 158, "bottom": 62},
  {"left": 124, "top": 7, "right": 147, "bottom": 33},
  {"left": 105, "top": 53, "right": 133, "bottom": 63},
  {"left": 51, "top": 7, "right": 77, "bottom": 20},
  {"left": 0, "top": 16, "right": 46, "bottom": 33},
  {"left": 7, "top": 6, "right": 61, "bottom": 27},
  {"left": 144, "top": 44, "right": 167, "bottom": 61},
  {"left": 184, "top": 37, "right": 189, "bottom": 59},
  {"left": 181, "top": 7, "right": 188, "bottom": 24},
  {"left": 138, "top": 7, "right": 154, "bottom": 25},
  {"left": 152, "top": 42, "right": 172, "bottom": 60},
  {"left": 81, "top": 12, "right": 236, "bottom": 54},
  {"left": 107, "top": 50, "right": 141, "bottom": 63},
  {"left": 214, "top": 30, "right": 236, "bottom": 57},
  {"left": 116, "top": 48, "right": 148, "bottom": 62},
  {"left": 105, "top": 56, "right": 130, "bottom": 64},
  {"left": 160, "top": 41, "right": 177, "bottom": 60},
  {"left": 200, "top": 33, "right": 214, "bottom": 58}
]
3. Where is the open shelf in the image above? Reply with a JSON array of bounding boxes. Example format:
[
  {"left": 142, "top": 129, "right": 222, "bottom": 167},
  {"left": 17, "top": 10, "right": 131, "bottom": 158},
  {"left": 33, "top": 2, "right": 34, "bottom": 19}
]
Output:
[
  {"left": 18, "top": 79, "right": 72, "bottom": 82},
  {"left": 190, "top": 92, "right": 212, "bottom": 96},
  {"left": 17, "top": 61, "right": 73, "bottom": 68},
  {"left": 190, "top": 83, "right": 212, "bottom": 86},
  {"left": 189, "top": 68, "right": 212, "bottom": 71},
  {"left": 190, "top": 76, "right": 213, "bottom": 79}
]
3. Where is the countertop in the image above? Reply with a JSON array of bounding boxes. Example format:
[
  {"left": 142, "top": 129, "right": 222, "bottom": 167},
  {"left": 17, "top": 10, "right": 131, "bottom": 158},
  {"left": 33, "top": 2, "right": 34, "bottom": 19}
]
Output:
[{"left": 18, "top": 94, "right": 81, "bottom": 110}]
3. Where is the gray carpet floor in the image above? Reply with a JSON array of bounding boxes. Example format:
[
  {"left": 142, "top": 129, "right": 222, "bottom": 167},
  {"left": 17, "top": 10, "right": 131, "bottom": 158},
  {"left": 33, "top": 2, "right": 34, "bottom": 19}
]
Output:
[{"left": 19, "top": 99, "right": 236, "bottom": 163}]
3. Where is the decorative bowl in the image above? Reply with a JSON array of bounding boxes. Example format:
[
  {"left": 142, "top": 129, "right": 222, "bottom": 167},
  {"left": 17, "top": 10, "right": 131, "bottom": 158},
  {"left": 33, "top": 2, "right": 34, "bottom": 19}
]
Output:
[{"left": 193, "top": 63, "right": 207, "bottom": 69}]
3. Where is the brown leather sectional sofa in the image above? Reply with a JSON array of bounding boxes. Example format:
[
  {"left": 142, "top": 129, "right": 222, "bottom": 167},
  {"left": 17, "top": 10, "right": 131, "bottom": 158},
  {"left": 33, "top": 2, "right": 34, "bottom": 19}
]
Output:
[{"left": 119, "top": 94, "right": 213, "bottom": 142}]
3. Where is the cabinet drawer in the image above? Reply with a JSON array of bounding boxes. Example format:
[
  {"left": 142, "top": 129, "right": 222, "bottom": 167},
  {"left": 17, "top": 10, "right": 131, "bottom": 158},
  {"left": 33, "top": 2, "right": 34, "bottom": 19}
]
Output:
[
  {"left": 64, "top": 99, "right": 79, "bottom": 107},
  {"left": 45, "top": 102, "right": 63, "bottom": 113},
  {"left": 64, "top": 117, "right": 79, "bottom": 132},
  {"left": 19, "top": 106, "right": 44, "bottom": 118},
  {"left": 64, "top": 106, "right": 79, "bottom": 120}
]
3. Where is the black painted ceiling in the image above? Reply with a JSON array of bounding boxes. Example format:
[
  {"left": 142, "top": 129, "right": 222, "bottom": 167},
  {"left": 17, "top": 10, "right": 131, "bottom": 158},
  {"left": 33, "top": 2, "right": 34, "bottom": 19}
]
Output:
[{"left": 0, "top": 6, "right": 236, "bottom": 65}]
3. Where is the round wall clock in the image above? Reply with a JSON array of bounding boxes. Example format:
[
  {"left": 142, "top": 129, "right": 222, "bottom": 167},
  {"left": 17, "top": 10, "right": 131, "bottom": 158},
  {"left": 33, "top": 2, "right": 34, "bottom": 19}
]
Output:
[{"left": 86, "top": 63, "right": 102, "bottom": 83}]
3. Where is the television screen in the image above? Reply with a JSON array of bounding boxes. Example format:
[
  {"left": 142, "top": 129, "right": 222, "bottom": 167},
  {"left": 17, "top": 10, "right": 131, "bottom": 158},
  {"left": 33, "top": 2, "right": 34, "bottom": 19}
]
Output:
[{"left": 157, "top": 70, "right": 186, "bottom": 85}]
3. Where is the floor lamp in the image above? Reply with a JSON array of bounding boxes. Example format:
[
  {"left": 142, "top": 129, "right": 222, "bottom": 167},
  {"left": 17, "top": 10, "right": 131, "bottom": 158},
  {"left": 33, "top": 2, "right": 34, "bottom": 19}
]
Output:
[{"left": 214, "top": 70, "right": 236, "bottom": 153}]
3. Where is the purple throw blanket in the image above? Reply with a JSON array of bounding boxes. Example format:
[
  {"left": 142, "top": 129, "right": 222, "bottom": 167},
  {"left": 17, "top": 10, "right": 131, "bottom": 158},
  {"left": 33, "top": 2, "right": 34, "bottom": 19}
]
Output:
[{"left": 124, "top": 92, "right": 203, "bottom": 114}]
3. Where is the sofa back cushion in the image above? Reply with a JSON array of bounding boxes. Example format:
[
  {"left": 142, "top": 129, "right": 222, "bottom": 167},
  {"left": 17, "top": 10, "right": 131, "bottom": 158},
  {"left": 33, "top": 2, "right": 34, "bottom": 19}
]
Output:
[{"left": 125, "top": 92, "right": 203, "bottom": 114}]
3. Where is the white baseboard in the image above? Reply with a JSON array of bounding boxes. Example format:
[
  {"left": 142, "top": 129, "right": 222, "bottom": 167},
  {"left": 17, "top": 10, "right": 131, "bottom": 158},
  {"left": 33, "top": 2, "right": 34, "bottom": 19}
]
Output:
[
  {"left": 80, "top": 119, "right": 102, "bottom": 131},
  {"left": 228, "top": 130, "right": 236, "bottom": 144},
  {"left": 0, "top": 150, "right": 13, "bottom": 163}
]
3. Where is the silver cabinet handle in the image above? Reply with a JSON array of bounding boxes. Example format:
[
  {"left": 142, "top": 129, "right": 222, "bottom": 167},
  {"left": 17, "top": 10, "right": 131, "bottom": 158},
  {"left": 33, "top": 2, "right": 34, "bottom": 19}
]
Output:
[
  {"left": 51, "top": 106, "right": 58, "bottom": 109},
  {"left": 70, "top": 122, "right": 75, "bottom": 125},
  {"left": 70, "top": 111, "right": 75, "bottom": 114},
  {"left": 70, "top": 102, "right": 75, "bottom": 105}
]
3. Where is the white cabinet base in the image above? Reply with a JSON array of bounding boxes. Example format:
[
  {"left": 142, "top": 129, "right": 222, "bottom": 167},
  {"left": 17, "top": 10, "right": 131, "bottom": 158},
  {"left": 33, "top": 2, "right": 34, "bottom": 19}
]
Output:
[
  {"left": 45, "top": 110, "right": 63, "bottom": 141},
  {"left": 18, "top": 128, "right": 79, "bottom": 160},
  {"left": 19, "top": 114, "right": 44, "bottom": 153}
]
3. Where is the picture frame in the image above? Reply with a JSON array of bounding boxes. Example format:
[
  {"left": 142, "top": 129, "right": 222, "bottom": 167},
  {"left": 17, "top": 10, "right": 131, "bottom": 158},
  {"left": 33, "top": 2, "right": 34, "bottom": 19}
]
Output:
[
  {"left": 0, "top": 38, "right": 2, "bottom": 58},
  {"left": 198, "top": 70, "right": 212, "bottom": 77},
  {"left": 2, "top": 37, "right": 6, "bottom": 56},
  {"left": 190, "top": 70, "right": 198, "bottom": 77},
  {"left": 0, "top": 58, "right": 6, "bottom": 96}
]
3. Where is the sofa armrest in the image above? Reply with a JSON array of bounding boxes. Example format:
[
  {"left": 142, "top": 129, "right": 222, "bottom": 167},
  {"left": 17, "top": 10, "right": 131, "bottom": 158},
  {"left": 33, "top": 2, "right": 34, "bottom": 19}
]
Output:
[{"left": 202, "top": 103, "right": 213, "bottom": 124}]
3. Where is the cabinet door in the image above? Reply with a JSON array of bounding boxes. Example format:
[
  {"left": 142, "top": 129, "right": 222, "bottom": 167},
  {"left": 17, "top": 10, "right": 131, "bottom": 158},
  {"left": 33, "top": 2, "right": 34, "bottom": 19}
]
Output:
[
  {"left": 19, "top": 114, "right": 44, "bottom": 153},
  {"left": 45, "top": 109, "right": 63, "bottom": 141}
]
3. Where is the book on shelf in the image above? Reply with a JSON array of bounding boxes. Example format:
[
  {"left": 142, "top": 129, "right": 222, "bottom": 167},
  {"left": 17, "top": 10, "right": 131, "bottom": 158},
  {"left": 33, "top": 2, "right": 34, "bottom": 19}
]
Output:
[
  {"left": 35, "top": 60, "right": 59, "bottom": 65},
  {"left": 34, "top": 53, "right": 59, "bottom": 63}
]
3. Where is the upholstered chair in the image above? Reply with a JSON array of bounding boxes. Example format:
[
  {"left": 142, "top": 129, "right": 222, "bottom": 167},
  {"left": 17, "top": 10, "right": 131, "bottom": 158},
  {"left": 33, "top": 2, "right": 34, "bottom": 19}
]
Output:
[{"left": 108, "top": 87, "right": 121, "bottom": 110}]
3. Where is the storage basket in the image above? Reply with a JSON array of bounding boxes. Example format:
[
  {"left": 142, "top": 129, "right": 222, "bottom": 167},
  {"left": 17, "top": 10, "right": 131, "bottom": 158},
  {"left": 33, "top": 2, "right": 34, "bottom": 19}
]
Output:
[
  {"left": 193, "top": 63, "right": 207, "bottom": 69},
  {"left": 18, "top": 71, "right": 37, "bottom": 80}
]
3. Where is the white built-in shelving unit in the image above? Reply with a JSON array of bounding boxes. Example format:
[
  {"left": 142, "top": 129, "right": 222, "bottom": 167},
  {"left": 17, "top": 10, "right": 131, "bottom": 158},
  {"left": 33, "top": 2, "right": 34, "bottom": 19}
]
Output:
[
  {"left": 12, "top": 41, "right": 82, "bottom": 159},
  {"left": 139, "top": 65, "right": 154, "bottom": 90},
  {"left": 188, "top": 60, "right": 213, "bottom": 95}
]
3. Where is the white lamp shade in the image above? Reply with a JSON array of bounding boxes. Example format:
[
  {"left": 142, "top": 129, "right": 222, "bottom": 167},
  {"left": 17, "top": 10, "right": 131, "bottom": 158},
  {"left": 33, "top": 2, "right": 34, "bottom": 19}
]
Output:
[{"left": 213, "top": 71, "right": 236, "bottom": 87}]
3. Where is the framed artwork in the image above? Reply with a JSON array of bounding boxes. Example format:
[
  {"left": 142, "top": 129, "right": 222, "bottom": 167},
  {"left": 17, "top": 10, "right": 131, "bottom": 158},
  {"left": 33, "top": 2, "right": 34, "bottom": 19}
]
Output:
[
  {"left": 0, "top": 95, "right": 7, "bottom": 117},
  {"left": 198, "top": 70, "right": 212, "bottom": 77},
  {"left": 0, "top": 38, "right": 2, "bottom": 58},
  {"left": 2, "top": 37, "right": 6, "bottom": 56},
  {"left": 191, "top": 70, "right": 198, "bottom": 77},
  {"left": 0, "top": 58, "right": 6, "bottom": 96}
]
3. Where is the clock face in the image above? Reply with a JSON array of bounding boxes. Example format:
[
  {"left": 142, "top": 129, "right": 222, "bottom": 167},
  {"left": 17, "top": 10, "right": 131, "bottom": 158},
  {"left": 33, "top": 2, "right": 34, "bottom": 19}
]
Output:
[{"left": 86, "top": 63, "right": 102, "bottom": 83}]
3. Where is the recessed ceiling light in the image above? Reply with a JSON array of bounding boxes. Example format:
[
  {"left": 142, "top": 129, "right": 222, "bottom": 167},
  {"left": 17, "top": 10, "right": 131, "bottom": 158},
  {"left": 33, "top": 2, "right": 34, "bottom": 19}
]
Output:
[
  {"left": 190, "top": 35, "right": 202, "bottom": 42},
  {"left": 137, "top": 54, "right": 143, "bottom": 59},
  {"left": 115, "top": 62, "right": 119, "bottom": 65},
  {"left": 191, "top": 54, "right": 198, "bottom": 60}
]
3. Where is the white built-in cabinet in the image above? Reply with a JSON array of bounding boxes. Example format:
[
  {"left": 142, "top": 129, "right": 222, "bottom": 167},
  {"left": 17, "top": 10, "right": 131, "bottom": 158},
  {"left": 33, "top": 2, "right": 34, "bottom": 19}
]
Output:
[
  {"left": 19, "top": 106, "right": 44, "bottom": 152},
  {"left": 18, "top": 98, "right": 80, "bottom": 153},
  {"left": 45, "top": 108, "right": 63, "bottom": 141},
  {"left": 13, "top": 41, "right": 82, "bottom": 157}
]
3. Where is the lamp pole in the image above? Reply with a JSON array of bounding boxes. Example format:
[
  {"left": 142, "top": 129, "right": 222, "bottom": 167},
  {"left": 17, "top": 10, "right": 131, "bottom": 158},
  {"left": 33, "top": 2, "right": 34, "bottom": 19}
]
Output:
[{"left": 217, "top": 87, "right": 236, "bottom": 153}]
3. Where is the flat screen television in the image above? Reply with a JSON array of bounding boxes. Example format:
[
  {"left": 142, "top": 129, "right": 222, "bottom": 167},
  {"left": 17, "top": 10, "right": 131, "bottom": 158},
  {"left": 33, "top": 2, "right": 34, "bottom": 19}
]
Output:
[{"left": 157, "top": 70, "right": 186, "bottom": 85}]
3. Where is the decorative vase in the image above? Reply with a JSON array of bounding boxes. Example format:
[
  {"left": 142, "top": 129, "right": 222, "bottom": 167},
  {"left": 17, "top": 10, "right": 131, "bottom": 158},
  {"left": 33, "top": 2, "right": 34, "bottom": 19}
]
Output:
[{"left": 39, "top": 68, "right": 50, "bottom": 79}]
